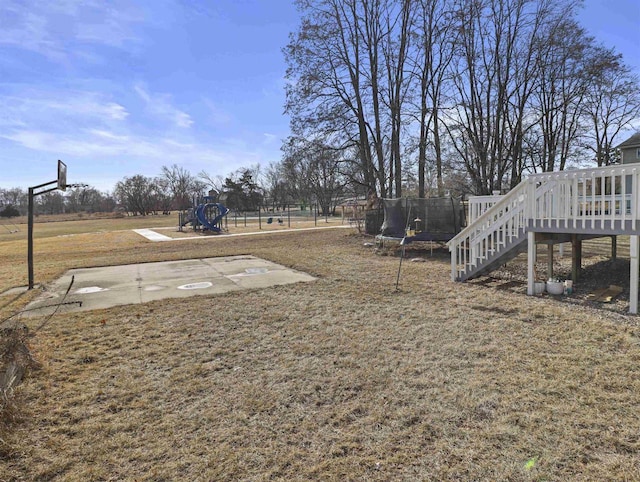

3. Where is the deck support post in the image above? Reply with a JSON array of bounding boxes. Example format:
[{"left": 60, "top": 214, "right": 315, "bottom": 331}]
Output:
[
  {"left": 630, "top": 235, "right": 639, "bottom": 314},
  {"left": 571, "top": 235, "right": 582, "bottom": 282},
  {"left": 527, "top": 230, "right": 535, "bottom": 295},
  {"left": 547, "top": 242, "right": 554, "bottom": 281},
  {"left": 450, "top": 247, "right": 456, "bottom": 281},
  {"left": 611, "top": 236, "right": 617, "bottom": 260}
]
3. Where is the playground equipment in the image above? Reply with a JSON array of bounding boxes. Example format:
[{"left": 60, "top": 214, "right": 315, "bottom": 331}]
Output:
[
  {"left": 1, "top": 222, "right": 19, "bottom": 234},
  {"left": 179, "top": 194, "right": 229, "bottom": 233}
]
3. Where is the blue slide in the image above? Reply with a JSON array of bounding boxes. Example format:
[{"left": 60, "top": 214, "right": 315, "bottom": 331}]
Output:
[{"left": 195, "top": 200, "right": 229, "bottom": 233}]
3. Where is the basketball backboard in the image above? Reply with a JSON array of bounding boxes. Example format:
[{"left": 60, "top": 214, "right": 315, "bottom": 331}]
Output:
[{"left": 58, "top": 160, "right": 67, "bottom": 191}]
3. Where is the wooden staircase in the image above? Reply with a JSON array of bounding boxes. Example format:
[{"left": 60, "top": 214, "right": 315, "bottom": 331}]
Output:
[
  {"left": 448, "top": 164, "right": 640, "bottom": 314},
  {"left": 448, "top": 180, "right": 532, "bottom": 281},
  {"left": 448, "top": 164, "right": 640, "bottom": 282}
]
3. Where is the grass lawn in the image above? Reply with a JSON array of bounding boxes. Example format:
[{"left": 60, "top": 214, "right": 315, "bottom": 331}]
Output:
[{"left": 1, "top": 218, "right": 640, "bottom": 480}]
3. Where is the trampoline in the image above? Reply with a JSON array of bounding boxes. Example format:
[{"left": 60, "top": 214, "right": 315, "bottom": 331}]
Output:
[{"left": 376, "top": 197, "right": 465, "bottom": 245}]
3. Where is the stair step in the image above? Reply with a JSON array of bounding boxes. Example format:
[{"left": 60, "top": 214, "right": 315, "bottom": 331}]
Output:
[{"left": 457, "top": 230, "right": 527, "bottom": 281}]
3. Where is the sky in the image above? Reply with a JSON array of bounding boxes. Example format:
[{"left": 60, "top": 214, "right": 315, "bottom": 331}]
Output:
[{"left": 0, "top": 0, "right": 638, "bottom": 192}]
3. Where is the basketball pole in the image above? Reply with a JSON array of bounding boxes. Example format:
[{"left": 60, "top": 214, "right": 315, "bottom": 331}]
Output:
[
  {"left": 27, "top": 180, "right": 58, "bottom": 289},
  {"left": 27, "top": 160, "right": 67, "bottom": 290}
]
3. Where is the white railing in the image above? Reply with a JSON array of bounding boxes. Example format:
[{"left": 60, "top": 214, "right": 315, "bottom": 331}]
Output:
[
  {"left": 528, "top": 165, "right": 640, "bottom": 231},
  {"left": 449, "top": 164, "right": 640, "bottom": 281},
  {"left": 449, "top": 181, "right": 531, "bottom": 281},
  {"left": 468, "top": 193, "right": 503, "bottom": 223}
]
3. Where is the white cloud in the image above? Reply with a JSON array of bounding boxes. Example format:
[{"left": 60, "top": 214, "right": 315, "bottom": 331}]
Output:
[
  {"left": 0, "top": 120, "right": 282, "bottom": 190},
  {"left": 0, "top": 89, "right": 129, "bottom": 128},
  {"left": 0, "top": 4, "right": 60, "bottom": 60},
  {"left": 263, "top": 133, "right": 278, "bottom": 144},
  {"left": 104, "top": 103, "right": 129, "bottom": 121},
  {"left": 174, "top": 111, "right": 194, "bottom": 129},
  {"left": 74, "top": 3, "right": 146, "bottom": 48},
  {"left": 0, "top": 128, "right": 244, "bottom": 165},
  {"left": 134, "top": 83, "right": 193, "bottom": 128},
  {"left": 87, "top": 129, "right": 130, "bottom": 141},
  {"left": 0, "top": 0, "right": 147, "bottom": 62}
]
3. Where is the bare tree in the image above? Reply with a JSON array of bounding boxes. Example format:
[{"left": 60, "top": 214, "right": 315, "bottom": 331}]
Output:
[
  {"left": 582, "top": 47, "right": 640, "bottom": 166},
  {"left": 0, "top": 188, "right": 27, "bottom": 215},
  {"left": 286, "top": 0, "right": 391, "bottom": 197},
  {"left": 114, "top": 175, "right": 158, "bottom": 216},
  {"left": 445, "top": 0, "right": 578, "bottom": 193},
  {"left": 65, "top": 186, "right": 108, "bottom": 213},
  {"left": 38, "top": 191, "right": 65, "bottom": 215},
  {"left": 282, "top": 0, "right": 639, "bottom": 200},
  {"left": 160, "top": 164, "right": 202, "bottom": 210},
  {"left": 410, "top": 0, "right": 457, "bottom": 196},
  {"left": 198, "top": 170, "right": 226, "bottom": 194},
  {"left": 530, "top": 16, "right": 590, "bottom": 173},
  {"left": 282, "top": 136, "right": 347, "bottom": 215},
  {"left": 263, "top": 161, "right": 290, "bottom": 211},
  {"left": 382, "top": 0, "right": 414, "bottom": 197}
]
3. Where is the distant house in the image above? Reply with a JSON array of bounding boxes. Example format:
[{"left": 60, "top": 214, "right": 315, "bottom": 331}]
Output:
[{"left": 617, "top": 132, "right": 640, "bottom": 164}]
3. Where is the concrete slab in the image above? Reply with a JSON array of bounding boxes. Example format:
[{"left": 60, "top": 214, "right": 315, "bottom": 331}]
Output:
[
  {"left": 132, "top": 228, "right": 173, "bottom": 241},
  {"left": 132, "top": 224, "right": 354, "bottom": 242},
  {"left": 23, "top": 255, "right": 316, "bottom": 316}
]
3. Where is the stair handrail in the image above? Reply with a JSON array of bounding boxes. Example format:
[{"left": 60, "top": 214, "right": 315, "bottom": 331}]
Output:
[
  {"left": 448, "top": 180, "right": 530, "bottom": 248},
  {"left": 447, "top": 177, "right": 561, "bottom": 280}
]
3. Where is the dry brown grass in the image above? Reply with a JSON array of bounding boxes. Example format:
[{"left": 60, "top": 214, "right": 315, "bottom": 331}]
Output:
[{"left": 2, "top": 220, "right": 640, "bottom": 480}]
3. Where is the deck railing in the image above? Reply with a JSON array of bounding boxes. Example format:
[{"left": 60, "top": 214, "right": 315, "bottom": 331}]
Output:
[
  {"left": 468, "top": 193, "right": 503, "bottom": 223},
  {"left": 528, "top": 165, "right": 640, "bottom": 231},
  {"left": 449, "top": 164, "right": 640, "bottom": 281},
  {"left": 449, "top": 181, "right": 531, "bottom": 281}
]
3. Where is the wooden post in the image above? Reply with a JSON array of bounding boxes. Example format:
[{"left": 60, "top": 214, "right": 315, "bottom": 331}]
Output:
[
  {"left": 547, "top": 242, "right": 554, "bottom": 281},
  {"left": 630, "top": 235, "right": 638, "bottom": 314},
  {"left": 451, "top": 243, "right": 457, "bottom": 282},
  {"left": 527, "top": 231, "right": 535, "bottom": 295},
  {"left": 611, "top": 235, "right": 617, "bottom": 260},
  {"left": 571, "top": 234, "right": 582, "bottom": 282}
]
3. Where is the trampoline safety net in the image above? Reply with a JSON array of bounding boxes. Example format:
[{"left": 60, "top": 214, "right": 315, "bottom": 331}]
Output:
[{"left": 379, "top": 197, "right": 465, "bottom": 241}]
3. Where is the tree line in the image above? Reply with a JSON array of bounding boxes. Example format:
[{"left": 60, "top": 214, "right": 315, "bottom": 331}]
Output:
[
  {"left": 283, "top": 0, "right": 640, "bottom": 198},
  {"left": 0, "top": 162, "right": 347, "bottom": 219},
  {"left": 0, "top": 186, "right": 117, "bottom": 218}
]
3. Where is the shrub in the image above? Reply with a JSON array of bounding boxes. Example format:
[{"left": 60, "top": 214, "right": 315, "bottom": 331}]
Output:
[{"left": 0, "top": 205, "right": 19, "bottom": 218}]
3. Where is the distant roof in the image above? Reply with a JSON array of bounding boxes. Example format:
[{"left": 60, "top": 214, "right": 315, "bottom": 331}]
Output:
[{"left": 617, "top": 132, "right": 640, "bottom": 149}]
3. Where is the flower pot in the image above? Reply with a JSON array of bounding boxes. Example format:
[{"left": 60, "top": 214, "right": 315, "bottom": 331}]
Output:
[
  {"left": 546, "top": 281, "right": 564, "bottom": 295},
  {"left": 534, "top": 282, "right": 546, "bottom": 295}
]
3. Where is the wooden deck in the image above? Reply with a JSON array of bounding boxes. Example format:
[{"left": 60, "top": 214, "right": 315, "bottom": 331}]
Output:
[{"left": 449, "top": 164, "right": 640, "bottom": 313}]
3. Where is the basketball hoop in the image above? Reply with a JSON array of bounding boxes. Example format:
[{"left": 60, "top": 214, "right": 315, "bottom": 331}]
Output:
[{"left": 28, "top": 160, "right": 69, "bottom": 289}]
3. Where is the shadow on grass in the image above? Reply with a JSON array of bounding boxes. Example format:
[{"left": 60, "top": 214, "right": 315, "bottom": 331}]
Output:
[{"left": 476, "top": 257, "right": 634, "bottom": 317}]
